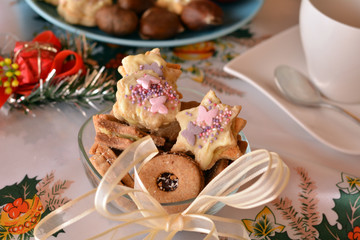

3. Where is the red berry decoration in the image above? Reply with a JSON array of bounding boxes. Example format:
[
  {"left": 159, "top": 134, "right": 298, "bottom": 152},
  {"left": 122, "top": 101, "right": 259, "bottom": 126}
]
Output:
[
  {"left": 8, "top": 207, "right": 20, "bottom": 219},
  {"left": 13, "top": 198, "right": 23, "bottom": 207},
  {"left": 24, "top": 221, "right": 31, "bottom": 228},
  {"left": 30, "top": 216, "right": 37, "bottom": 223},
  {"left": 18, "top": 201, "right": 29, "bottom": 213},
  {"left": 3, "top": 203, "right": 14, "bottom": 212},
  {"left": 18, "top": 225, "right": 24, "bottom": 231}
]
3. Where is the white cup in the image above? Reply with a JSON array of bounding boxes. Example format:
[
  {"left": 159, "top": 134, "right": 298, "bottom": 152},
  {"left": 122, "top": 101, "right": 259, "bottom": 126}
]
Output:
[{"left": 299, "top": 0, "right": 360, "bottom": 103}]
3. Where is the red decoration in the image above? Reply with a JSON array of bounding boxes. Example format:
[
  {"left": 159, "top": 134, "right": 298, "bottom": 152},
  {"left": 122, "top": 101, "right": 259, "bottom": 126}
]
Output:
[
  {"left": 32, "top": 31, "right": 62, "bottom": 51},
  {"left": 0, "top": 31, "right": 86, "bottom": 108},
  {"left": 51, "top": 50, "right": 85, "bottom": 81},
  {"left": 13, "top": 41, "right": 58, "bottom": 95},
  {"left": 349, "top": 226, "right": 360, "bottom": 240}
]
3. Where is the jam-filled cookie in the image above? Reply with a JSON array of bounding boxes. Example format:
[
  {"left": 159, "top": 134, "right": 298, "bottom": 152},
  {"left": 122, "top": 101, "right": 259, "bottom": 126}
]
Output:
[
  {"left": 138, "top": 152, "right": 204, "bottom": 208},
  {"left": 171, "top": 90, "right": 245, "bottom": 170}
]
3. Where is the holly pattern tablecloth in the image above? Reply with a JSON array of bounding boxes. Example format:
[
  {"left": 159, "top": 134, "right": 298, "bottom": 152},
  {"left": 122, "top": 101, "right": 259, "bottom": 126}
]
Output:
[{"left": 1, "top": 1, "right": 360, "bottom": 240}]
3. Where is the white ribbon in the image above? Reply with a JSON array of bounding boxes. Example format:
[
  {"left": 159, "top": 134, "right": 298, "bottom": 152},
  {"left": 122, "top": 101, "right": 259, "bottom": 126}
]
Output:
[{"left": 34, "top": 136, "right": 289, "bottom": 239}]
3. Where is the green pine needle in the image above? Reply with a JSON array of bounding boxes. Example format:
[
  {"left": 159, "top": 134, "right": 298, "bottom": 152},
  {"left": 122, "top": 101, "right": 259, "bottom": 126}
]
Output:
[{"left": 8, "top": 66, "right": 117, "bottom": 113}]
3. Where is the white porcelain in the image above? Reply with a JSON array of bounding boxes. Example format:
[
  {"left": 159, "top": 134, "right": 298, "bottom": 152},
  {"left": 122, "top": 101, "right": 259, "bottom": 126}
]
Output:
[
  {"left": 299, "top": 0, "right": 360, "bottom": 103},
  {"left": 224, "top": 26, "right": 360, "bottom": 155}
]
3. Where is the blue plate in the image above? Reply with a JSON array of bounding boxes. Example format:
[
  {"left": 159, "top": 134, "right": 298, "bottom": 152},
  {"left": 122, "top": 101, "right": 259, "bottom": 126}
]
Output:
[{"left": 25, "top": 0, "right": 263, "bottom": 47}]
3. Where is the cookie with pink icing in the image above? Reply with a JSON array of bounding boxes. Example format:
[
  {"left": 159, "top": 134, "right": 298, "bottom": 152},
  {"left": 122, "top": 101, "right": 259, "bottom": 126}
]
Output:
[
  {"left": 171, "top": 90, "right": 242, "bottom": 170},
  {"left": 112, "top": 71, "right": 181, "bottom": 131},
  {"left": 118, "top": 48, "right": 181, "bottom": 86},
  {"left": 112, "top": 48, "right": 183, "bottom": 130}
]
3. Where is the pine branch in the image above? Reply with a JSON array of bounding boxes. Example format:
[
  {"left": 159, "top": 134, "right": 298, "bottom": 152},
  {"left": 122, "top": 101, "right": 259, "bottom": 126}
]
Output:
[
  {"left": 36, "top": 171, "right": 55, "bottom": 198},
  {"left": 48, "top": 196, "right": 71, "bottom": 211},
  {"left": 8, "top": 66, "right": 117, "bottom": 114},
  {"left": 296, "top": 167, "right": 320, "bottom": 239},
  {"left": 273, "top": 197, "right": 304, "bottom": 235},
  {"left": 51, "top": 179, "right": 73, "bottom": 196},
  {"left": 203, "top": 67, "right": 237, "bottom": 79},
  {"left": 4, "top": 31, "right": 118, "bottom": 115},
  {"left": 202, "top": 75, "right": 244, "bottom": 96}
]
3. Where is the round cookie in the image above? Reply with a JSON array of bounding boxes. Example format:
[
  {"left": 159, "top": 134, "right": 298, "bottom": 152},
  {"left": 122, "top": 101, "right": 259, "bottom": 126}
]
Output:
[{"left": 138, "top": 152, "right": 204, "bottom": 205}]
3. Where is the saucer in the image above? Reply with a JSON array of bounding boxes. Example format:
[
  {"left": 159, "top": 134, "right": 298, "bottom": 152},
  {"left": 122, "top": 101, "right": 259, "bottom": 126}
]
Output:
[{"left": 224, "top": 25, "right": 360, "bottom": 155}]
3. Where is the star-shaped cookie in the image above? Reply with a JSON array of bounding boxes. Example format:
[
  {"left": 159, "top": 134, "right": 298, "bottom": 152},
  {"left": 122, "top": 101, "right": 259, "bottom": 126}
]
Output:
[
  {"left": 113, "top": 48, "right": 184, "bottom": 131},
  {"left": 118, "top": 48, "right": 181, "bottom": 85},
  {"left": 112, "top": 71, "right": 181, "bottom": 131},
  {"left": 171, "top": 90, "right": 244, "bottom": 170}
]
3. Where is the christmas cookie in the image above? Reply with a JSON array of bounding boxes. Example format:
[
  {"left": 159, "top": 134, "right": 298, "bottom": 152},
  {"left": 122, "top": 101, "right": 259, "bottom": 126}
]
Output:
[
  {"left": 93, "top": 114, "right": 165, "bottom": 150},
  {"left": 89, "top": 142, "right": 134, "bottom": 187},
  {"left": 204, "top": 159, "right": 229, "bottom": 185},
  {"left": 155, "top": 0, "right": 190, "bottom": 14},
  {"left": 149, "top": 100, "right": 201, "bottom": 143},
  {"left": 112, "top": 71, "right": 181, "bottom": 131},
  {"left": 117, "top": 48, "right": 182, "bottom": 86},
  {"left": 58, "top": 0, "right": 112, "bottom": 27},
  {"left": 138, "top": 152, "right": 204, "bottom": 205},
  {"left": 171, "top": 90, "right": 245, "bottom": 170}
]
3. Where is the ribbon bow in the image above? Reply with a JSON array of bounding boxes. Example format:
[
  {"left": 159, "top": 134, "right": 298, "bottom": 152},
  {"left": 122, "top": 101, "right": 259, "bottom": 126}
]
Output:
[
  {"left": 34, "top": 136, "right": 289, "bottom": 239},
  {"left": 0, "top": 31, "right": 85, "bottom": 108}
]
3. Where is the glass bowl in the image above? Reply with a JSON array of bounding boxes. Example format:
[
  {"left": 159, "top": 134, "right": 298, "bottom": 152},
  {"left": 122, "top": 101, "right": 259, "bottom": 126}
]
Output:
[{"left": 78, "top": 93, "right": 250, "bottom": 214}]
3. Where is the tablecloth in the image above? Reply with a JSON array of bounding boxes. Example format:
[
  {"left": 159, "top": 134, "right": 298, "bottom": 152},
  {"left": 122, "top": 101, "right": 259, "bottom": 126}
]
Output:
[{"left": 1, "top": 0, "right": 360, "bottom": 239}]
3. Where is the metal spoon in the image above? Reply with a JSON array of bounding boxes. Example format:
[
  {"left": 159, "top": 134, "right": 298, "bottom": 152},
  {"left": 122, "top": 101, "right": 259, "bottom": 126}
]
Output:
[{"left": 274, "top": 65, "right": 360, "bottom": 125}]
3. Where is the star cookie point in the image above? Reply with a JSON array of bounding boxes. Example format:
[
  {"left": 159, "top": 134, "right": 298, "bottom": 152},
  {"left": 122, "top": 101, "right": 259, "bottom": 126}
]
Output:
[
  {"left": 112, "top": 48, "right": 183, "bottom": 131},
  {"left": 172, "top": 90, "right": 243, "bottom": 170}
]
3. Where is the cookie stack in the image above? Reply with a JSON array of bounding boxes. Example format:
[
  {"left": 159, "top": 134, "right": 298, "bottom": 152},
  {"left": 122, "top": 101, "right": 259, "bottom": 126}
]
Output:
[{"left": 89, "top": 48, "right": 247, "bottom": 213}]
